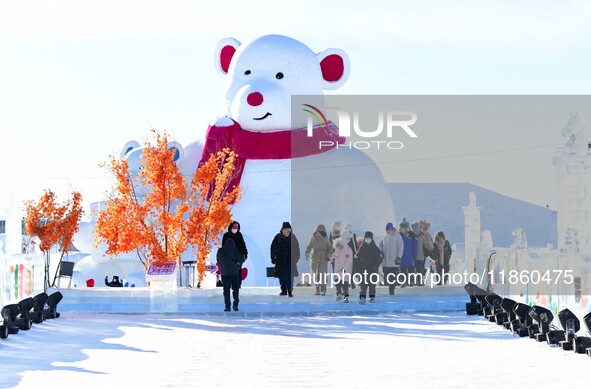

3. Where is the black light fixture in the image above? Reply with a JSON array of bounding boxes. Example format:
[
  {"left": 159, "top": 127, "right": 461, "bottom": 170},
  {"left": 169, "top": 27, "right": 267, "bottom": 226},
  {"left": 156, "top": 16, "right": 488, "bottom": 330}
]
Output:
[
  {"left": 44, "top": 291, "right": 63, "bottom": 319},
  {"left": 500, "top": 298, "right": 517, "bottom": 329},
  {"left": 464, "top": 283, "right": 479, "bottom": 315},
  {"left": 473, "top": 286, "right": 489, "bottom": 316},
  {"left": 16, "top": 297, "right": 34, "bottom": 331},
  {"left": 484, "top": 293, "right": 504, "bottom": 324},
  {"left": 579, "top": 312, "right": 591, "bottom": 356},
  {"left": 32, "top": 293, "right": 49, "bottom": 324},
  {"left": 1, "top": 304, "right": 21, "bottom": 337},
  {"left": 556, "top": 308, "right": 580, "bottom": 350},
  {"left": 512, "top": 303, "right": 533, "bottom": 337},
  {"left": 529, "top": 305, "right": 554, "bottom": 342}
]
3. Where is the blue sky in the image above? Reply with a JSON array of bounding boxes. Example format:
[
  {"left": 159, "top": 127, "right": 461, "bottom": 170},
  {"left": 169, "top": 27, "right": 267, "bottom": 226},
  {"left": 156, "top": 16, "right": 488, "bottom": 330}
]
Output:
[{"left": 1, "top": 0, "right": 590, "bottom": 212}]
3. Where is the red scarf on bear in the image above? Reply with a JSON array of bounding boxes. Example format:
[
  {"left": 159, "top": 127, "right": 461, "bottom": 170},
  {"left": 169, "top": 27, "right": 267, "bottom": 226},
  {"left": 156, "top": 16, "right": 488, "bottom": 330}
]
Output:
[{"left": 199, "top": 119, "right": 344, "bottom": 197}]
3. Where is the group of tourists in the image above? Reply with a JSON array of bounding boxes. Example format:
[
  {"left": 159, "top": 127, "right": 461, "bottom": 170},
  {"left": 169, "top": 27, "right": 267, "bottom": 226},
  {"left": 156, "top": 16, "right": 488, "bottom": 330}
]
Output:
[
  {"left": 304, "top": 219, "right": 452, "bottom": 304},
  {"left": 216, "top": 218, "right": 453, "bottom": 311}
]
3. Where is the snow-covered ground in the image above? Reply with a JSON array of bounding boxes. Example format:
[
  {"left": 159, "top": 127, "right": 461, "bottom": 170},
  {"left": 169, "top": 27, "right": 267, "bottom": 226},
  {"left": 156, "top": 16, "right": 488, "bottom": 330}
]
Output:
[{"left": 1, "top": 311, "right": 589, "bottom": 388}]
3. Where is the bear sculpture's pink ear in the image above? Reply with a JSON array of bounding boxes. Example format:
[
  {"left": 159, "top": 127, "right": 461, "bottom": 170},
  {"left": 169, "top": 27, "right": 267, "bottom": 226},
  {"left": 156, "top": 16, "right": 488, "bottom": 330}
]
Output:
[
  {"left": 214, "top": 38, "right": 241, "bottom": 75},
  {"left": 317, "top": 48, "right": 350, "bottom": 90}
]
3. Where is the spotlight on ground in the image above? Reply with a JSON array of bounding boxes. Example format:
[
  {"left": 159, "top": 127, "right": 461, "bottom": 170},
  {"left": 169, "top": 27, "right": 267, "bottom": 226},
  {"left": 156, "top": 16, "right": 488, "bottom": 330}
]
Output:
[
  {"left": 1, "top": 304, "right": 21, "bottom": 336},
  {"left": 512, "top": 303, "right": 533, "bottom": 337},
  {"left": 464, "top": 283, "right": 479, "bottom": 315},
  {"left": 500, "top": 298, "right": 517, "bottom": 329},
  {"left": 472, "top": 286, "right": 489, "bottom": 316},
  {"left": 579, "top": 312, "right": 591, "bottom": 356},
  {"left": 44, "top": 291, "right": 63, "bottom": 319},
  {"left": 31, "top": 293, "right": 49, "bottom": 324},
  {"left": 484, "top": 293, "right": 503, "bottom": 323},
  {"left": 555, "top": 308, "right": 580, "bottom": 350},
  {"left": 529, "top": 305, "right": 554, "bottom": 342},
  {"left": 16, "top": 297, "right": 34, "bottom": 331}
]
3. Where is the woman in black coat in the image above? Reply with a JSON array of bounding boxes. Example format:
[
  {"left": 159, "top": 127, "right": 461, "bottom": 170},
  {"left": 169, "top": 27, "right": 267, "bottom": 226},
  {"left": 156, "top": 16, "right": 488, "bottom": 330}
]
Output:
[
  {"left": 222, "top": 221, "right": 248, "bottom": 285},
  {"left": 270, "top": 221, "right": 300, "bottom": 297},
  {"left": 355, "top": 231, "right": 383, "bottom": 304},
  {"left": 216, "top": 238, "right": 244, "bottom": 311}
]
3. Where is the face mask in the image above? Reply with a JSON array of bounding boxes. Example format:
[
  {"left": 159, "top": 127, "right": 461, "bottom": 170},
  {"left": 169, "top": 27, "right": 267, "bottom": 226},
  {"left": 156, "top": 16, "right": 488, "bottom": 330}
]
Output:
[
  {"left": 365, "top": 238, "right": 372, "bottom": 244},
  {"left": 231, "top": 229, "right": 238, "bottom": 234}
]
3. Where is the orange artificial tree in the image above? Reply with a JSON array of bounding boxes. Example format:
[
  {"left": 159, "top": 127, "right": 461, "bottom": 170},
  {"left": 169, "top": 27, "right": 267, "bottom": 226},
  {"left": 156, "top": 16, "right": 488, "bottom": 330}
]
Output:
[
  {"left": 24, "top": 190, "right": 84, "bottom": 289},
  {"left": 94, "top": 129, "right": 240, "bottom": 283},
  {"left": 186, "top": 147, "right": 241, "bottom": 282}
]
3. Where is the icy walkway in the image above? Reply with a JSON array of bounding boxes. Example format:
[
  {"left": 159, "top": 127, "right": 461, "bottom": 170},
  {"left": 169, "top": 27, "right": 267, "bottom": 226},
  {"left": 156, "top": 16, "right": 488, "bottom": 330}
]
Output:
[{"left": 1, "top": 312, "right": 589, "bottom": 388}]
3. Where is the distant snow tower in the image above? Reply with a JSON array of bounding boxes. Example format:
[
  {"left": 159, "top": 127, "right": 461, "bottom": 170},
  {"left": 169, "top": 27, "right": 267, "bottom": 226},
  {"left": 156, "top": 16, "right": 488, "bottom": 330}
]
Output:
[{"left": 553, "top": 113, "right": 591, "bottom": 255}]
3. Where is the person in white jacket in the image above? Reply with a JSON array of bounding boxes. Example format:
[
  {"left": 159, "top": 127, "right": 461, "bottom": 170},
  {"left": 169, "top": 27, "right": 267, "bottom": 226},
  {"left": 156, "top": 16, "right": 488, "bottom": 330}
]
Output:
[
  {"left": 379, "top": 222, "right": 404, "bottom": 295},
  {"left": 330, "top": 228, "right": 354, "bottom": 302}
]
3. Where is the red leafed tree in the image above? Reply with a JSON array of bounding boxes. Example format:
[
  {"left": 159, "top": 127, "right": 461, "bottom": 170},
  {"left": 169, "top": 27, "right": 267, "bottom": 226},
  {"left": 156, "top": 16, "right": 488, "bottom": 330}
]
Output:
[
  {"left": 95, "top": 129, "right": 240, "bottom": 282},
  {"left": 24, "top": 190, "right": 84, "bottom": 288}
]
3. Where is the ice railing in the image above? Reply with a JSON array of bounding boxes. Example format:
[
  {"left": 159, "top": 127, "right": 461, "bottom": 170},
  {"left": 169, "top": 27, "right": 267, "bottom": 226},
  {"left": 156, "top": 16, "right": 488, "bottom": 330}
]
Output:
[{"left": 0, "top": 253, "right": 45, "bottom": 308}]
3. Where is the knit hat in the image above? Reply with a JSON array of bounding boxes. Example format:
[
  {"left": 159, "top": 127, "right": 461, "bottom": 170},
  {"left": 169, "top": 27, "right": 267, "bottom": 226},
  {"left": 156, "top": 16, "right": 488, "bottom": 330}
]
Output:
[
  {"left": 281, "top": 221, "right": 292, "bottom": 230},
  {"left": 231, "top": 222, "right": 239, "bottom": 229},
  {"left": 411, "top": 222, "right": 420, "bottom": 235},
  {"left": 399, "top": 218, "right": 410, "bottom": 229},
  {"left": 343, "top": 223, "right": 352, "bottom": 231},
  {"left": 385, "top": 222, "right": 395, "bottom": 231},
  {"left": 364, "top": 231, "right": 373, "bottom": 239}
]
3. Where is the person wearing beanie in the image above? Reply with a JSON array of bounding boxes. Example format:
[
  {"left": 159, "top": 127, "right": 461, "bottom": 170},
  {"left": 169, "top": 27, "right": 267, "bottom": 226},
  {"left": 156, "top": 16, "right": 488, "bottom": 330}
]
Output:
[
  {"left": 354, "top": 231, "right": 383, "bottom": 304},
  {"left": 305, "top": 224, "right": 333, "bottom": 295},
  {"left": 410, "top": 222, "right": 420, "bottom": 237},
  {"left": 330, "top": 228, "right": 354, "bottom": 302},
  {"left": 216, "top": 238, "right": 244, "bottom": 311},
  {"left": 399, "top": 218, "right": 418, "bottom": 287},
  {"left": 270, "top": 222, "right": 300, "bottom": 297},
  {"left": 222, "top": 220, "right": 248, "bottom": 286},
  {"left": 379, "top": 221, "right": 403, "bottom": 295},
  {"left": 415, "top": 220, "right": 435, "bottom": 286}
]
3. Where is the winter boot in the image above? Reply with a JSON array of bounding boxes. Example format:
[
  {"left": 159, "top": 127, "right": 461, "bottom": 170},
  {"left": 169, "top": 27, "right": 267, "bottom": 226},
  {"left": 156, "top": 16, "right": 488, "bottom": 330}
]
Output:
[
  {"left": 369, "top": 296, "right": 375, "bottom": 303},
  {"left": 343, "top": 296, "right": 349, "bottom": 303},
  {"left": 359, "top": 296, "right": 366, "bottom": 305},
  {"left": 336, "top": 294, "right": 343, "bottom": 302}
]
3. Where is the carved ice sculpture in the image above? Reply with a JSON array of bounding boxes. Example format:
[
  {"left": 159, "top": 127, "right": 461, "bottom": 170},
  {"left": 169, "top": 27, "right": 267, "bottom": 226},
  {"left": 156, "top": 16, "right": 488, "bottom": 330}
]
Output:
[
  {"left": 511, "top": 227, "right": 528, "bottom": 249},
  {"left": 561, "top": 227, "right": 580, "bottom": 254},
  {"left": 561, "top": 113, "right": 588, "bottom": 156}
]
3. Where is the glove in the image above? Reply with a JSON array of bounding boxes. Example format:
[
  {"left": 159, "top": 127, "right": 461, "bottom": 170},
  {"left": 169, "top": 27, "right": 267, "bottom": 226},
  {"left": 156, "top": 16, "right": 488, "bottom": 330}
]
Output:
[{"left": 395, "top": 257, "right": 401, "bottom": 266}]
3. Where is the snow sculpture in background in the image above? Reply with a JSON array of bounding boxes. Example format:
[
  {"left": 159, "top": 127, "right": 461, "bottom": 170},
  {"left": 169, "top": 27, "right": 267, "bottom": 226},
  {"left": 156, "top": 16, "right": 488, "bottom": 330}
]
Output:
[
  {"left": 468, "top": 191, "right": 477, "bottom": 208},
  {"left": 561, "top": 113, "right": 588, "bottom": 156},
  {"left": 511, "top": 227, "right": 528, "bottom": 250},
  {"left": 561, "top": 227, "right": 579, "bottom": 254},
  {"left": 480, "top": 229, "right": 493, "bottom": 249},
  {"left": 198, "top": 34, "right": 397, "bottom": 285}
]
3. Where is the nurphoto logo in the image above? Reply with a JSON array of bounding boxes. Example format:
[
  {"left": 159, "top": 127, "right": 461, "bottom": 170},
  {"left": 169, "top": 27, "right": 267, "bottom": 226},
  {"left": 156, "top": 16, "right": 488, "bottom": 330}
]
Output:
[{"left": 303, "top": 104, "right": 418, "bottom": 150}]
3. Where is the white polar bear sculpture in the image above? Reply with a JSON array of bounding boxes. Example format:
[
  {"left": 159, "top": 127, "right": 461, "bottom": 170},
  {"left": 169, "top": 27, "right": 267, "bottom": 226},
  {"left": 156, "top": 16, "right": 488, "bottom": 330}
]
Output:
[
  {"left": 73, "top": 34, "right": 397, "bottom": 287},
  {"left": 200, "top": 34, "right": 397, "bottom": 286}
]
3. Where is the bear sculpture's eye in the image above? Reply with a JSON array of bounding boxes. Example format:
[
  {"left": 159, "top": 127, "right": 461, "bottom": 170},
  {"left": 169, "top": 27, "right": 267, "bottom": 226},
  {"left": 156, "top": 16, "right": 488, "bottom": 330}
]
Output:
[
  {"left": 275, "top": 72, "right": 284, "bottom": 79},
  {"left": 244, "top": 70, "right": 251, "bottom": 75}
]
